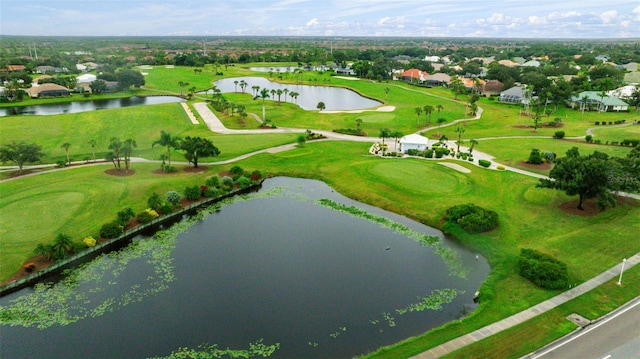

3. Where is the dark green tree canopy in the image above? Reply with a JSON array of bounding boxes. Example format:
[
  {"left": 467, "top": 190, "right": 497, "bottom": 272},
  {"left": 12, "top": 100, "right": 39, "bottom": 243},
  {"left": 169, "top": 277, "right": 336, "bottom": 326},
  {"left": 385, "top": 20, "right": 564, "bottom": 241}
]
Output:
[
  {"left": 116, "top": 69, "right": 145, "bottom": 89},
  {"left": 0, "top": 141, "right": 45, "bottom": 173},
  {"left": 180, "top": 136, "right": 220, "bottom": 168},
  {"left": 538, "top": 147, "right": 639, "bottom": 210}
]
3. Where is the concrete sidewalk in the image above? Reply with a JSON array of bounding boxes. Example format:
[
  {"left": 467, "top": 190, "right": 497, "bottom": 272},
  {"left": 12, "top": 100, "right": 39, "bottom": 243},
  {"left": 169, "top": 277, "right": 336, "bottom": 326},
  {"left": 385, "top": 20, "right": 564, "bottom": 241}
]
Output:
[{"left": 410, "top": 253, "right": 640, "bottom": 359}]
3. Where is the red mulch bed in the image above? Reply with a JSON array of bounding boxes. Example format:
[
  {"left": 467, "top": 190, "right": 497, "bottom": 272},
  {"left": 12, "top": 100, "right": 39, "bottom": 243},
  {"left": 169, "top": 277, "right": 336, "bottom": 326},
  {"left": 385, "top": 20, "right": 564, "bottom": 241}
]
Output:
[
  {"left": 517, "top": 161, "right": 552, "bottom": 171},
  {"left": 104, "top": 169, "right": 135, "bottom": 177},
  {"left": 559, "top": 196, "right": 638, "bottom": 217},
  {"left": 3, "top": 256, "right": 55, "bottom": 285}
]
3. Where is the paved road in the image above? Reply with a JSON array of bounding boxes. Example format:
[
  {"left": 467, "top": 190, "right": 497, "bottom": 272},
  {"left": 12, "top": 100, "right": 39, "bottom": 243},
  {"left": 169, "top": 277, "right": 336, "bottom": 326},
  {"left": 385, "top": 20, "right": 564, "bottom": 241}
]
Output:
[{"left": 525, "top": 297, "right": 640, "bottom": 359}]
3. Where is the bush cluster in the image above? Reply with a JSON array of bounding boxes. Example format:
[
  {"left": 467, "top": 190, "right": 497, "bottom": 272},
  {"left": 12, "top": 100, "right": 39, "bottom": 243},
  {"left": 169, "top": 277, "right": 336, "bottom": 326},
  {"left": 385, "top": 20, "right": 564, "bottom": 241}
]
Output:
[
  {"left": 137, "top": 208, "right": 159, "bottom": 224},
  {"left": 478, "top": 159, "right": 491, "bottom": 168},
  {"left": 445, "top": 203, "right": 499, "bottom": 233},
  {"left": 518, "top": 248, "right": 569, "bottom": 290},
  {"left": 553, "top": 131, "right": 565, "bottom": 139}
]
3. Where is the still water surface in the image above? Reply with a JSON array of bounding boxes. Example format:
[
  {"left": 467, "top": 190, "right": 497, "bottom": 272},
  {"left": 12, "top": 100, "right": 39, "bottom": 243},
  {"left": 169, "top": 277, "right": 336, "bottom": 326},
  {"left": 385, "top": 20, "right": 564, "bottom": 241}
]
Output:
[
  {"left": 0, "top": 177, "right": 489, "bottom": 358},
  {"left": 0, "top": 96, "right": 185, "bottom": 116},
  {"left": 212, "top": 77, "right": 381, "bottom": 111}
]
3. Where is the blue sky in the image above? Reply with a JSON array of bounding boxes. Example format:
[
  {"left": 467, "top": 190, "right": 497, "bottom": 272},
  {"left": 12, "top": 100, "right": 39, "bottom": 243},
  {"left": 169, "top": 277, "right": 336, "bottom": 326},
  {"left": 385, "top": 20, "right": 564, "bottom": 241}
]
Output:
[{"left": 2, "top": 0, "right": 640, "bottom": 38}]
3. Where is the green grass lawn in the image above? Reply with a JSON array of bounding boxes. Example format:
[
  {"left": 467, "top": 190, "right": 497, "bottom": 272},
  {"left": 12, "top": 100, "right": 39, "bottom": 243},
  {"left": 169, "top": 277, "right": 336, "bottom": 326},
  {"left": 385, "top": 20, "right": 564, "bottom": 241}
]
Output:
[
  {"left": 473, "top": 137, "right": 635, "bottom": 172},
  {"left": 591, "top": 123, "right": 640, "bottom": 143}
]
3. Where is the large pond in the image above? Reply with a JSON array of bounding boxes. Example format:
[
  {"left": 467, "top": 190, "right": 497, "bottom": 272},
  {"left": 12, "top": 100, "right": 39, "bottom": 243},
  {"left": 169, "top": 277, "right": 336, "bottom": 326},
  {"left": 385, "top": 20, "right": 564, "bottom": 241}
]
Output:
[
  {"left": 0, "top": 96, "right": 185, "bottom": 116},
  {"left": 0, "top": 177, "right": 489, "bottom": 359},
  {"left": 211, "top": 76, "right": 381, "bottom": 111}
]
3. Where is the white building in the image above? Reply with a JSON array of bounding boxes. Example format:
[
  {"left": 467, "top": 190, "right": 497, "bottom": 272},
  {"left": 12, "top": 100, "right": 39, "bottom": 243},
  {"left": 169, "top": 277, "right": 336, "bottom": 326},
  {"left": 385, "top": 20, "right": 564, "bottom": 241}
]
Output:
[{"left": 399, "top": 134, "right": 429, "bottom": 153}]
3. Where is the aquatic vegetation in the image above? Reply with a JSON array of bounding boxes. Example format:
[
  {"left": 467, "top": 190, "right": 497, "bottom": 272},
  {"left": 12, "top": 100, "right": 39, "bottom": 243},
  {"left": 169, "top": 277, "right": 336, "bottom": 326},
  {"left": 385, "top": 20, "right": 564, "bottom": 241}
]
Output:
[
  {"left": 396, "top": 288, "right": 461, "bottom": 315},
  {"left": 149, "top": 339, "right": 280, "bottom": 359}
]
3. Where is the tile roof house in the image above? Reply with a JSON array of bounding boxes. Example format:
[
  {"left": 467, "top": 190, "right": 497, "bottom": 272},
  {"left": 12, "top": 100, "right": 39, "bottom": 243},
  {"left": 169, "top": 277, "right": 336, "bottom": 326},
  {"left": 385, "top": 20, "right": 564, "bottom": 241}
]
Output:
[
  {"left": 400, "top": 68, "right": 428, "bottom": 83},
  {"left": 481, "top": 80, "right": 504, "bottom": 96},
  {"left": 424, "top": 73, "right": 451, "bottom": 86},
  {"left": 26, "top": 83, "right": 70, "bottom": 98}
]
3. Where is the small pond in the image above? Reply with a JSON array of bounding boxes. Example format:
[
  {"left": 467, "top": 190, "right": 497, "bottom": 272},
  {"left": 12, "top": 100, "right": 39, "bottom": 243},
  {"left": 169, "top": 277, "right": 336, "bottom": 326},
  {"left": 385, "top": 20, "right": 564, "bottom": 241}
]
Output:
[
  {"left": 0, "top": 177, "right": 489, "bottom": 359},
  {"left": 248, "top": 66, "right": 329, "bottom": 73},
  {"left": 0, "top": 96, "right": 185, "bottom": 116},
  {"left": 211, "top": 76, "right": 381, "bottom": 111}
]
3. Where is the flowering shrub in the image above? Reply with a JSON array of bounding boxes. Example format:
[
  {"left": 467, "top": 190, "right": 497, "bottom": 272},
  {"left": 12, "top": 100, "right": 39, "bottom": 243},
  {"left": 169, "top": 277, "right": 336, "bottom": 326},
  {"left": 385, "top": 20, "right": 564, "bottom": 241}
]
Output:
[
  {"left": 137, "top": 208, "right": 160, "bottom": 224},
  {"left": 23, "top": 263, "right": 36, "bottom": 272},
  {"left": 83, "top": 236, "right": 97, "bottom": 247}
]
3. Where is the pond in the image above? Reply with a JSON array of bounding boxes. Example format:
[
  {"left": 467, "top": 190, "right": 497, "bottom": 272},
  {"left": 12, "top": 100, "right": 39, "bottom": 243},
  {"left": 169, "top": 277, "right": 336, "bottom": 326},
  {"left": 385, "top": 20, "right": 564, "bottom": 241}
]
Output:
[
  {"left": 248, "top": 66, "right": 329, "bottom": 73},
  {"left": 0, "top": 96, "right": 185, "bottom": 116},
  {"left": 211, "top": 77, "right": 381, "bottom": 111},
  {"left": 0, "top": 177, "right": 489, "bottom": 359}
]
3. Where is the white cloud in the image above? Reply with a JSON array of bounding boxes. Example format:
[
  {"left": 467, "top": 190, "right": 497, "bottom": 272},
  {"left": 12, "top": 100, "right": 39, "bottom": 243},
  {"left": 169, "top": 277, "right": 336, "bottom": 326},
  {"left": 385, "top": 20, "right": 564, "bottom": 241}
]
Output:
[
  {"left": 600, "top": 10, "right": 618, "bottom": 24},
  {"left": 306, "top": 18, "right": 319, "bottom": 27}
]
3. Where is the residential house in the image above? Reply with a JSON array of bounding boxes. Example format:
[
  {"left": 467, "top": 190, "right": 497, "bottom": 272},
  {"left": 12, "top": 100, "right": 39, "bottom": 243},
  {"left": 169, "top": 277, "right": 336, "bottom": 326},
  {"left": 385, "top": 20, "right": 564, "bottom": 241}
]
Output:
[
  {"left": 5, "top": 65, "right": 26, "bottom": 72},
  {"left": 481, "top": 80, "right": 504, "bottom": 96},
  {"left": 399, "top": 134, "right": 429, "bottom": 153},
  {"left": 570, "top": 91, "right": 629, "bottom": 112},
  {"left": 608, "top": 84, "right": 639, "bottom": 99},
  {"left": 26, "top": 83, "right": 70, "bottom": 98},
  {"left": 35, "top": 66, "right": 57, "bottom": 74},
  {"left": 499, "top": 86, "right": 525, "bottom": 104},
  {"left": 400, "top": 68, "right": 428, "bottom": 83},
  {"left": 424, "top": 73, "right": 451, "bottom": 87},
  {"left": 459, "top": 77, "right": 485, "bottom": 92},
  {"left": 521, "top": 60, "right": 541, "bottom": 68},
  {"left": 498, "top": 60, "right": 519, "bottom": 68}
]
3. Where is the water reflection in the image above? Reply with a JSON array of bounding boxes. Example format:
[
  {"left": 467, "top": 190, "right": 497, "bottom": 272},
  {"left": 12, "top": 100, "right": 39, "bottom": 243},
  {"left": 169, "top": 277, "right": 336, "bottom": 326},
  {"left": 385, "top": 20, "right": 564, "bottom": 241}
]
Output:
[
  {"left": 211, "top": 76, "right": 381, "bottom": 111},
  {"left": 0, "top": 96, "right": 185, "bottom": 116}
]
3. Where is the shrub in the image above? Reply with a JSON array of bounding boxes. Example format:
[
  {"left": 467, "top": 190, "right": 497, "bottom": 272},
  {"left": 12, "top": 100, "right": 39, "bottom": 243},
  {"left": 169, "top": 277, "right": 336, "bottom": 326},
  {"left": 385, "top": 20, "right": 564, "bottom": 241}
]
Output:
[
  {"left": 445, "top": 203, "right": 499, "bottom": 233},
  {"left": 116, "top": 208, "right": 135, "bottom": 226},
  {"left": 623, "top": 139, "right": 639, "bottom": 147},
  {"left": 478, "top": 159, "right": 491, "bottom": 168},
  {"left": 585, "top": 135, "right": 593, "bottom": 143},
  {"left": 553, "top": 131, "right": 565, "bottom": 139},
  {"left": 205, "top": 175, "right": 221, "bottom": 188},
  {"left": 424, "top": 149, "right": 434, "bottom": 158},
  {"left": 406, "top": 149, "right": 420, "bottom": 156},
  {"left": 56, "top": 160, "right": 67, "bottom": 168},
  {"left": 163, "top": 165, "right": 177, "bottom": 173},
  {"left": 137, "top": 208, "right": 159, "bottom": 224},
  {"left": 159, "top": 202, "right": 174, "bottom": 215},
  {"left": 184, "top": 185, "right": 202, "bottom": 201},
  {"left": 100, "top": 222, "right": 123, "bottom": 239},
  {"left": 221, "top": 176, "right": 234, "bottom": 190},
  {"left": 236, "top": 176, "right": 251, "bottom": 188},
  {"left": 204, "top": 187, "right": 221, "bottom": 198},
  {"left": 518, "top": 248, "right": 569, "bottom": 290},
  {"left": 496, "top": 165, "right": 505, "bottom": 170},
  {"left": 83, "top": 236, "right": 97, "bottom": 247},
  {"left": 23, "top": 263, "right": 36, "bottom": 272},
  {"left": 165, "top": 190, "right": 181, "bottom": 206},
  {"left": 528, "top": 148, "right": 543, "bottom": 164},
  {"left": 229, "top": 165, "right": 244, "bottom": 175},
  {"left": 595, "top": 121, "right": 600, "bottom": 125},
  {"left": 147, "top": 192, "right": 164, "bottom": 211},
  {"left": 435, "top": 147, "right": 449, "bottom": 158}
]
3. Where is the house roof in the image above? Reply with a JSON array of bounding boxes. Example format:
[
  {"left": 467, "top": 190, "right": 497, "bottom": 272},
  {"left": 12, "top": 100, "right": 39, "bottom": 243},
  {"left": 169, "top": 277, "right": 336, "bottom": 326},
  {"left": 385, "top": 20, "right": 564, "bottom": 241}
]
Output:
[
  {"left": 400, "top": 134, "right": 429, "bottom": 145},
  {"left": 482, "top": 80, "right": 504, "bottom": 93},
  {"left": 571, "top": 91, "right": 628, "bottom": 106},
  {"left": 424, "top": 73, "right": 451, "bottom": 83},
  {"left": 400, "top": 68, "right": 428, "bottom": 79},
  {"left": 459, "top": 77, "right": 485, "bottom": 88},
  {"left": 608, "top": 84, "right": 639, "bottom": 99},
  {"left": 77, "top": 73, "right": 97, "bottom": 83},
  {"left": 6, "top": 65, "right": 26, "bottom": 72},
  {"left": 26, "top": 83, "right": 69, "bottom": 96},
  {"left": 498, "top": 60, "right": 519, "bottom": 67},
  {"left": 500, "top": 86, "right": 524, "bottom": 97},
  {"left": 521, "top": 60, "right": 541, "bottom": 67}
]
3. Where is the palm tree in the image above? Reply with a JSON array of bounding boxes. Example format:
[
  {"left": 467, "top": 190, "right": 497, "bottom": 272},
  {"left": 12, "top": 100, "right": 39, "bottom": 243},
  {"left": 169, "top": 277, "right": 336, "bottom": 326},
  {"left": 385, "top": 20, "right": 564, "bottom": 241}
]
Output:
[
  {"left": 178, "top": 81, "right": 189, "bottom": 96},
  {"left": 276, "top": 89, "right": 283, "bottom": 103},
  {"left": 239, "top": 80, "right": 247, "bottom": 93},
  {"left": 51, "top": 233, "right": 74, "bottom": 260},
  {"left": 384, "top": 87, "right": 390, "bottom": 100},
  {"left": 455, "top": 126, "right": 466, "bottom": 153},
  {"left": 108, "top": 137, "right": 123, "bottom": 170},
  {"left": 423, "top": 105, "right": 434, "bottom": 126},
  {"left": 414, "top": 107, "right": 423, "bottom": 127},
  {"left": 152, "top": 131, "right": 181, "bottom": 170},
  {"left": 88, "top": 139, "right": 97, "bottom": 162},
  {"left": 436, "top": 104, "right": 444, "bottom": 114},
  {"left": 251, "top": 85, "right": 260, "bottom": 97},
  {"left": 390, "top": 130, "right": 404, "bottom": 152},
  {"left": 283, "top": 88, "right": 290, "bottom": 102},
  {"left": 270, "top": 89, "right": 276, "bottom": 100},
  {"left": 580, "top": 94, "right": 590, "bottom": 114},
  {"left": 234, "top": 80, "right": 239, "bottom": 92},
  {"left": 468, "top": 139, "right": 478, "bottom": 154},
  {"left": 61, "top": 142, "right": 71, "bottom": 165},
  {"left": 378, "top": 128, "right": 391, "bottom": 155},
  {"left": 255, "top": 88, "right": 270, "bottom": 121},
  {"left": 122, "top": 138, "right": 137, "bottom": 173},
  {"left": 290, "top": 91, "right": 299, "bottom": 104},
  {"left": 33, "top": 243, "right": 53, "bottom": 261}
]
